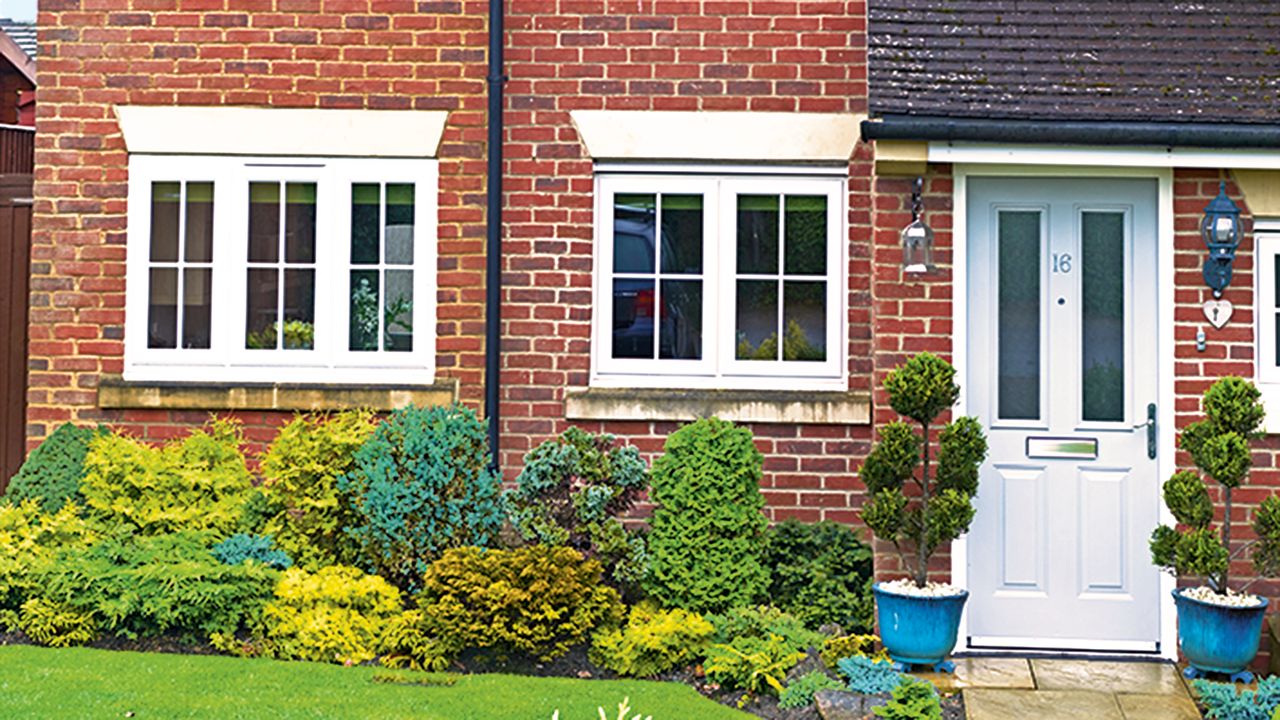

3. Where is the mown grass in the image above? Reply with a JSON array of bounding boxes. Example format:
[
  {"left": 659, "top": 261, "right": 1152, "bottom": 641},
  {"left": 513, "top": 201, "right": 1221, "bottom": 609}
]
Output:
[{"left": 0, "top": 645, "right": 750, "bottom": 719}]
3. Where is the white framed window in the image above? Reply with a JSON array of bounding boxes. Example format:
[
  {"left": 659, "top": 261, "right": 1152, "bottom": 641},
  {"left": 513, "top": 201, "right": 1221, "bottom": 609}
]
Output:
[
  {"left": 591, "top": 171, "right": 847, "bottom": 390},
  {"left": 124, "top": 155, "right": 437, "bottom": 384},
  {"left": 1257, "top": 230, "right": 1280, "bottom": 387}
]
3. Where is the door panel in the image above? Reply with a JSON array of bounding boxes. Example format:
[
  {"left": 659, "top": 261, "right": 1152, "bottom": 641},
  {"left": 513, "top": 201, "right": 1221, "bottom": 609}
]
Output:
[{"left": 966, "top": 177, "right": 1160, "bottom": 652}]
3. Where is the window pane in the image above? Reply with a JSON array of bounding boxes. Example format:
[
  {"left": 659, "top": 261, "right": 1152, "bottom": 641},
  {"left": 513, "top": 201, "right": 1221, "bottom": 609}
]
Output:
[
  {"left": 385, "top": 184, "right": 415, "bottom": 265},
  {"left": 997, "top": 210, "right": 1041, "bottom": 420},
  {"left": 784, "top": 195, "right": 826, "bottom": 275},
  {"left": 736, "top": 279, "right": 778, "bottom": 360},
  {"left": 659, "top": 279, "right": 701, "bottom": 360},
  {"left": 659, "top": 194, "right": 702, "bottom": 274},
  {"left": 350, "top": 270, "right": 380, "bottom": 352},
  {"left": 1275, "top": 255, "right": 1280, "bottom": 368},
  {"left": 184, "top": 182, "right": 214, "bottom": 263},
  {"left": 147, "top": 267, "right": 177, "bottom": 349},
  {"left": 285, "top": 183, "right": 317, "bottom": 264},
  {"left": 283, "top": 269, "right": 315, "bottom": 349},
  {"left": 246, "top": 268, "right": 279, "bottom": 349},
  {"left": 783, "top": 280, "right": 825, "bottom": 361},
  {"left": 737, "top": 195, "right": 779, "bottom": 274},
  {"left": 150, "top": 182, "right": 180, "bottom": 262},
  {"left": 384, "top": 270, "right": 414, "bottom": 352},
  {"left": 612, "top": 278, "right": 654, "bottom": 359},
  {"left": 182, "top": 268, "right": 212, "bottom": 349},
  {"left": 248, "top": 182, "right": 280, "bottom": 263},
  {"left": 614, "top": 194, "right": 655, "bottom": 273},
  {"left": 351, "top": 183, "right": 381, "bottom": 265},
  {"left": 1081, "top": 212, "right": 1125, "bottom": 422}
]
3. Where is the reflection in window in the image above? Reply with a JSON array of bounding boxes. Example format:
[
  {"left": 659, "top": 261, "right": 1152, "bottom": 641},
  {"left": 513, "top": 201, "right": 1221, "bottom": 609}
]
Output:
[
  {"left": 147, "top": 181, "right": 214, "bottom": 349},
  {"left": 349, "top": 183, "right": 415, "bottom": 352},
  {"left": 246, "top": 182, "right": 317, "bottom": 350}
]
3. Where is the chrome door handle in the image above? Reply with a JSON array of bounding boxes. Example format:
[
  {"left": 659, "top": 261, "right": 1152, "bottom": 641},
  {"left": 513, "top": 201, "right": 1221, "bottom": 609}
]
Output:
[{"left": 1133, "top": 403, "right": 1156, "bottom": 459}]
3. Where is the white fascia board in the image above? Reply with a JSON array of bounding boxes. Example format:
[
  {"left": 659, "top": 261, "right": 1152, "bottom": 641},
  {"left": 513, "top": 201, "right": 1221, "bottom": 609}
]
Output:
[
  {"left": 116, "top": 106, "right": 449, "bottom": 158},
  {"left": 928, "top": 142, "right": 1280, "bottom": 170},
  {"left": 571, "top": 110, "right": 864, "bottom": 163}
]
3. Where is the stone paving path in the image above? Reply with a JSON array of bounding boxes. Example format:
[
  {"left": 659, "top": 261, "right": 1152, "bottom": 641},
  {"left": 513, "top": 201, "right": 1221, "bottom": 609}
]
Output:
[{"left": 911, "top": 658, "right": 1202, "bottom": 720}]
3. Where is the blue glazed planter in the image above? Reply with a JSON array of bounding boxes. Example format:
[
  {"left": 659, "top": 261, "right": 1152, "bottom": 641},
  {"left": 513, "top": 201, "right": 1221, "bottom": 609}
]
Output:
[
  {"left": 1174, "top": 588, "right": 1269, "bottom": 684},
  {"left": 873, "top": 582, "right": 968, "bottom": 673}
]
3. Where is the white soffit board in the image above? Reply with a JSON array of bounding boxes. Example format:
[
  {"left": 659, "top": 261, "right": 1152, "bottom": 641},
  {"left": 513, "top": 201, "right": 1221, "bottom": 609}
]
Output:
[
  {"left": 928, "top": 141, "right": 1280, "bottom": 170},
  {"left": 570, "top": 110, "right": 864, "bottom": 162},
  {"left": 115, "top": 106, "right": 449, "bottom": 158}
]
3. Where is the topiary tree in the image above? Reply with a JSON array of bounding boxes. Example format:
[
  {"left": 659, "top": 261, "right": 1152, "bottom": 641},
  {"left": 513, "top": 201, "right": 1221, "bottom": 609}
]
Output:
[
  {"left": 507, "top": 427, "right": 649, "bottom": 594},
  {"left": 4, "top": 423, "right": 108, "bottom": 513},
  {"left": 1150, "top": 377, "right": 1279, "bottom": 594},
  {"left": 858, "top": 353, "right": 988, "bottom": 589},
  {"left": 644, "top": 417, "right": 769, "bottom": 613},
  {"left": 338, "top": 404, "right": 505, "bottom": 592}
]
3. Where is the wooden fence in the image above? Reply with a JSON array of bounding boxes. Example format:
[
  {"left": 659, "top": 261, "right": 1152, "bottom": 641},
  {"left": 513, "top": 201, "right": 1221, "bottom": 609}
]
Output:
[{"left": 0, "top": 124, "right": 33, "bottom": 489}]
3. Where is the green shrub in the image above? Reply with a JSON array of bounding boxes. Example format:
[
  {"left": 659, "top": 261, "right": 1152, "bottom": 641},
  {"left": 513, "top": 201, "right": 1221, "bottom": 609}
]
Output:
[
  {"left": 36, "top": 531, "right": 277, "bottom": 641},
  {"left": 256, "top": 411, "right": 374, "bottom": 569},
  {"left": 251, "top": 565, "right": 403, "bottom": 665},
  {"left": 590, "top": 601, "right": 714, "bottom": 677},
  {"left": 859, "top": 353, "right": 988, "bottom": 588},
  {"left": 4, "top": 423, "right": 107, "bottom": 513},
  {"left": 339, "top": 405, "right": 505, "bottom": 591},
  {"left": 509, "top": 427, "right": 649, "bottom": 593},
  {"left": 706, "top": 605, "right": 822, "bottom": 652},
  {"left": 0, "top": 501, "right": 97, "bottom": 624},
  {"left": 17, "top": 597, "right": 97, "bottom": 647},
  {"left": 873, "top": 677, "right": 942, "bottom": 720},
  {"left": 379, "top": 608, "right": 454, "bottom": 672},
  {"left": 80, "top": 420, "right": 253, "bottom": 537},
  {"left": 837, "top": 655, "right": 903, "bottom": 695},
  {"left": 762, "top": 519, "right": 874, "bottom": 631},
  {"left": 1193, "top": 676, "right": 1280, "bottom": 720},
  {"left": 704, "top": 633, "right": 806, "bottom": 697},
  {"left": 820, "top": 633, "right": 888, "bottom": 669},
  {"left": 644, "top": 417, "right": 768, "bottom": 613},
  {"left": 778, "top": 670, "right": 844, "bottom": 709},
  {"left": 212, "top": 533, "right": 292, "bottom": 570},
  {"left": 413, "top": 545, "right": 624, "bottom": 664}
]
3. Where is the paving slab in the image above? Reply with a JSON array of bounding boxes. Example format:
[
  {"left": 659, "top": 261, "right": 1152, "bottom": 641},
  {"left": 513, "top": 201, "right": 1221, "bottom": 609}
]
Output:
[
  {"left": 1031, "top": 659, "right": 1188, "bottom": 697},
  {"left": 963, "top": 688, "right": 1124, "bottom": 720},
  {"left": 1115, "top": 692, "right": 1202, "bottom": 720},
  {"left": 913, "top": 657, "right": 1035, "bottom": 692}
]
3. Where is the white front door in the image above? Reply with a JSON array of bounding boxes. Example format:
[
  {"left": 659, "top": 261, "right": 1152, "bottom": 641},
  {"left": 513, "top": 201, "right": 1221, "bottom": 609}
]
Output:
[{"left": 965, "top": 177, "right": 1161, "bottom": 652}]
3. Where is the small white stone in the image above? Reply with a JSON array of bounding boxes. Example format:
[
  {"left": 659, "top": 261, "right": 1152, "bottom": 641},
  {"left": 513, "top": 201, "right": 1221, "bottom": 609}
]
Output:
[
  {"left": 879, "top": 579, "right": 965, "bottom": 598},
  {"left": 1183, "top": 585, "right": 1264, "bottom": 608}
]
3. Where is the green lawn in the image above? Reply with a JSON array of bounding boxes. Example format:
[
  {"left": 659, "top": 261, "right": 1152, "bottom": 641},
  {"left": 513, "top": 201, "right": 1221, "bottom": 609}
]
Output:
[{"left": 0, "top": 645, "right": 751, "bottom": 719}]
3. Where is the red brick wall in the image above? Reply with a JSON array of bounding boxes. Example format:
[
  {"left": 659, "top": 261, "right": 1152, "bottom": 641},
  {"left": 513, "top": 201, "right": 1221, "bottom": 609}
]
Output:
[
  {"left": 28, "top": 0, "right": 490, "bottom": 451},
  {"left": 496, "top": 0, "right": 875, "bottom": 522}
]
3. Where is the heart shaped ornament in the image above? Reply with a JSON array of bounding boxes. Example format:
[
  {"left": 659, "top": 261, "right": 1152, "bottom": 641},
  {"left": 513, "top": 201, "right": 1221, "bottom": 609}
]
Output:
[{"left": 1203, "top": 299, "right": 1233, "bottom": 329}]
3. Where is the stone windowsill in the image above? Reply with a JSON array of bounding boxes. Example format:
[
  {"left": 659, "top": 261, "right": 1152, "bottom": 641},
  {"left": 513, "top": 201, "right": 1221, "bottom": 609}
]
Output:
[
  {"left": 564, "top": 387, "right": 871, "bottom": 425},
  {"left": 97, "top": 376, "right": 458, "bottom": 412}
]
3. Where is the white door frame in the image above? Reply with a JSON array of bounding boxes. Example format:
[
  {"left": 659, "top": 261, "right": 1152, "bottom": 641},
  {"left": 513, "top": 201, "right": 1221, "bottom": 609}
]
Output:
[{"left": 949, "top": 163, "right": 1177, "bottom": 660}]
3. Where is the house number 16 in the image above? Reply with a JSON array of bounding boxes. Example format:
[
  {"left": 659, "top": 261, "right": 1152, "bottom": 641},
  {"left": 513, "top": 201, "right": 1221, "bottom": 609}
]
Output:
[{"left": 1052, "top": 253, "right": 1072, "bottom": 274}]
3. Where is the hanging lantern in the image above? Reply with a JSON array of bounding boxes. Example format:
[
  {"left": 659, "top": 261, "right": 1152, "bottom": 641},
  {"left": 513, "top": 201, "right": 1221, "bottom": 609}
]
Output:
[
  {"left": 1200, "top": 181, "right": 1242, "bottom": 298},
  {"left": 902, "top": 176, "right": 934, "bottom": 274}
]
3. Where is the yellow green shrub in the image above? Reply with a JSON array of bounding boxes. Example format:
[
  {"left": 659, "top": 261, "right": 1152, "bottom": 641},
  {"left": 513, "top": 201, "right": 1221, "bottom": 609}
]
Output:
[
  {"left": 80, "top": 420, "right": 252, "bottom": 537},
  {"left": 0, "top": 501, "right": 97, "bottom": 621},
  {"left": 257, "top": 565, "right": 403, "bottom": 665},
  {"left": 820, "top": 633, "right": 889, "bottom": 669},
  {"left": 18, "top": 597, "right": 97, "bottom": 647},
  {"left": 590, "top": 601, "right": 714, "bottom": 677}
]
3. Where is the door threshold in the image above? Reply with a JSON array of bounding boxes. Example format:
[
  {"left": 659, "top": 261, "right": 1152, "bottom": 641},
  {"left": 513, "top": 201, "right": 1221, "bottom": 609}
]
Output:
[{"left": 956, "top": 648, "right": 1168, "bottom": 663}]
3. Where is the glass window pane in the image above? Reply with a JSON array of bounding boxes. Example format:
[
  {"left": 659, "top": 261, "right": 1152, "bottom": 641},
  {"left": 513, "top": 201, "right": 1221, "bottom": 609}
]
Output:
[
  {"left": 614, "top": 194, "right": 655, "bottom": 273},
  {"left": 248, "top": 182, "right": 280, "bottom": 263},
  {"left": 737, "top": 195, "right": 779, "bottom": 274},
  {"left": 784, "top": 195, "right": 826, "bottom": 275},
  {"left": 997, "top": 210, "right": 1041, "bottom": 420},
  {"left": 184, "top": 182, "right": 214, "bottom": 263},
  {"left": 147, "top": 267, "right": 177, "bottom": 349},
  {"left": 351, "top": 183, "right": 381, "bottom": 265},
  {"left": 659, "top": 194, "right": 702, "bottom": 274},
  {"left": 149, "top": 182, "right": 180, "bottom": 263},
  {"left": 783, "top": 280, "right": 825, "bottom": 361},
  {"left": 612, "top": 278, "right": 654, "bottom": 359},
  {"left": 181, "top": 268, "right": 212, "bottom": 349},
  {"left": 736, "top": 279, "right": 778, "bottom": 360},
  {"left": 658, "top": 279, "right": 701, "bottom": 360},
  {"left": 350, "top": 270, "right": 380, "bottom": 352},
  {"left": 283, "top": 268, "right": 315, "bottom": 349},
  {"left": 385, "top": 270, "right": 414, "bottom": 352},
  {"left": 1081, "top": 211, "right": 1126, "bottom": 422},
  {"left": 385, "top": 184, "right": 415, "bottom": 265},
  {"left": 246, "top": 268, "right": 279, "bottom": 349},
  {"left": 285, "top": 183, "right": 317, "bottom": 264}
]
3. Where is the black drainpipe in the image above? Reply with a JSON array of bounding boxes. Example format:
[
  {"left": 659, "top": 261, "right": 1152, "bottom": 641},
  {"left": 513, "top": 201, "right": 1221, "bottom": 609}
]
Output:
[{"left": 485, "top": 0, "right": 505, "bottom": 471}]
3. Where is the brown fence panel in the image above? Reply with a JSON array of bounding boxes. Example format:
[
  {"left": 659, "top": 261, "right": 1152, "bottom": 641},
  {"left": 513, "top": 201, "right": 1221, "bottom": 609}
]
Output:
[{"left": 0, "top": 177, "right": 32, "bottom": 491}]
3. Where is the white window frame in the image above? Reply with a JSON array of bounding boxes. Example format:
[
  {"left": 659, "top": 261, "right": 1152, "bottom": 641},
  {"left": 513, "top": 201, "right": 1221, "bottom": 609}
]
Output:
[
  {"left": 591, "top": 170, "right": 847, "bottom": 391},
  {"left": 124, "top": 154, "right": 438, "bottom": 385},
  {"left": 1257, "top": 230, "right": 1280, "bottom": 383}
]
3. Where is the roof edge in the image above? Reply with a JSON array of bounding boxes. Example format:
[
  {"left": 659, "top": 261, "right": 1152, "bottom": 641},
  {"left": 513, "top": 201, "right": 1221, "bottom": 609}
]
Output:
[{"left": 862, "top": 115, "right": 1280, "bottom": 149}]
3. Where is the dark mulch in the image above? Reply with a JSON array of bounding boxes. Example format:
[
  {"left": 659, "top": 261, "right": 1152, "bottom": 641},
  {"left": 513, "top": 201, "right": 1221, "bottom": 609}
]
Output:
[{"left": 0, "top": 630, "right": 218, "bottom": 656}]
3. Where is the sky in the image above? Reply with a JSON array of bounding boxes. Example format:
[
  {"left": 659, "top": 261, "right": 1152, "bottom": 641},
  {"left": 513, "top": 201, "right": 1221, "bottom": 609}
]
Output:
[{"left": 1, "top": 0, "right": 36, "bottom": 22}]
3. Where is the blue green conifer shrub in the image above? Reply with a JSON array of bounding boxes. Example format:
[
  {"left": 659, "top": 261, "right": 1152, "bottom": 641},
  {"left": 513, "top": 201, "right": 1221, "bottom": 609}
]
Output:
[
  {"left": 837, "top": 655, "right": 904, "bottom": 695},
  {"left": 213, "top": 534, "right": 292, "bottom": 570},
  {"left": 1193, "top": 676, "right": 1280, "bottom": 720},
  {"left": 4, "top": 423, "right": 107, "bottom": 513}
]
